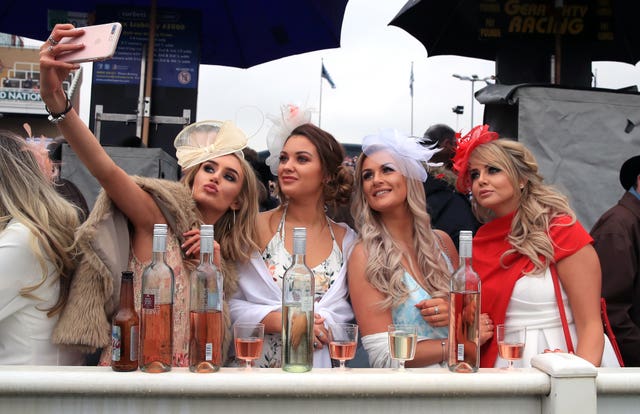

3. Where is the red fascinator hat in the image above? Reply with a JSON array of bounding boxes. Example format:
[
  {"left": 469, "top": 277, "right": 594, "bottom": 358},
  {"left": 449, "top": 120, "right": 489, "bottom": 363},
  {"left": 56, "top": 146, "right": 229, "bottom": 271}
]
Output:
[{"left": 452, "top": 125, "right": 499, "bottom": 193}]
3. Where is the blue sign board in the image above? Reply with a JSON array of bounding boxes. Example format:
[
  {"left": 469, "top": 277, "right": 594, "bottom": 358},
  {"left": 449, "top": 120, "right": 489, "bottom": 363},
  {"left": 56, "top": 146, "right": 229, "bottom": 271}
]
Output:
[{"left": 94, "top": 6, "right": 200, "bottom": 89}]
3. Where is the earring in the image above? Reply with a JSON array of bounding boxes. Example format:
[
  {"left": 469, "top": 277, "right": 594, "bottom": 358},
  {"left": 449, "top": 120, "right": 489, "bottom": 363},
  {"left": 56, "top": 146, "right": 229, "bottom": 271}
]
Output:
[{"left": 233, "top": 209, "right": 236, "bottom": 225}]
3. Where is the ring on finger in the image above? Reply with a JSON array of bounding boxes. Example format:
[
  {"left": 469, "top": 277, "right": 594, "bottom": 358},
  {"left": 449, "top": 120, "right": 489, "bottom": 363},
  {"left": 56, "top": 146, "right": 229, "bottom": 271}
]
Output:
[
  {"left": 434, "top": 305, "right": 440, "bottom": 315},
  {"left": 314, "top": 341, "right": 319, "bottom": 348},
  {"left": 47, "top": 45, "right": 54, "bottom": 54},
  {"left": 317, "top": 332, "right": 324, "bottom": 338},
  {"left": 48, "top": 36, "right": 59, "bottom": 45}
]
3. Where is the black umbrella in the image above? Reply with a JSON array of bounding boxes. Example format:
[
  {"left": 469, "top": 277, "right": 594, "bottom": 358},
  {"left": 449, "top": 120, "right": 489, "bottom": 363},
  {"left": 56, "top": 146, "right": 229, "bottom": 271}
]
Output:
[
  {"left": 0, "top": 0, "right": 348, "bottom": 143},
  {"left": 0, "top": 0, "right": 348, "bottom": 68},
  {"left": 390, "top": 0, "right": 640, "bottom": 85}
]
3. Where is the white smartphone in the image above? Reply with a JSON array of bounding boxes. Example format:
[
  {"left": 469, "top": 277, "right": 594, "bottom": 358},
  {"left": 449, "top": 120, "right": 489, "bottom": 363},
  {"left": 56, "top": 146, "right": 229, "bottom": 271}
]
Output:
[{"left": 57, "top": 22, "right": 122, "bottom": 63}]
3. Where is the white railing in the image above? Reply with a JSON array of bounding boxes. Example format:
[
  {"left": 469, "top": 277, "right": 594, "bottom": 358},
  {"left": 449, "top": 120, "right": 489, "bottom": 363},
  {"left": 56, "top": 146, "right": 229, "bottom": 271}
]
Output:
[{"left": 0, "top": 354, "right": 638, "bottom": 414}]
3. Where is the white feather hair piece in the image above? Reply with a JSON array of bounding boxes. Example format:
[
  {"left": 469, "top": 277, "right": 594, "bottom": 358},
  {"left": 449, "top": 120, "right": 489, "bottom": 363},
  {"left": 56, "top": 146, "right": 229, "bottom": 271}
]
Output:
[
  {"left": 361, "top": 129, "right": 441, "bottom": 182},
  {"left": 264, "top": 104, "right": 313, "bottom": 176}
]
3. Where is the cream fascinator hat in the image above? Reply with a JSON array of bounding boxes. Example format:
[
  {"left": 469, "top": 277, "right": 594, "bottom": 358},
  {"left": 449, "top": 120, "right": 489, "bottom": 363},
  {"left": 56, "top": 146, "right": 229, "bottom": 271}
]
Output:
[
  {"left": 362, "top": 129, "right": 440, "bottom": 182},
  {"left": 174, "top": 120, "right": 248, "bottom": 171}
]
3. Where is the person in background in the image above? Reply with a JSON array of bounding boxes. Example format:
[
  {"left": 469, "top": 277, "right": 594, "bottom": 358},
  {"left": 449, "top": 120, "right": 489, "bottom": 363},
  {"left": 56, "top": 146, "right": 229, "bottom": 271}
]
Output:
[
  {"left": 230, "top": 105, "right": 356, "bottom": 368},
  {"left": 421, "top": 123, "right": 458, "bottom": 186},
  {"left": 453, "top": 125, "right": 620, "bottom": 367},
  {"left": 420, "top": 124, "right": 480, "bottom": 249},
  {"left": 0, "top": 131, "right": 83, "bottom": 365},
  {"left": 591, "top": 154, "right": 640, "bottom": 366},
  {"left": 38, "top": 23, "right": 260, "bottom": 366},
  {"left": 242, "top": 146, "right": 279, "bottom": 212},
  {"left": 47, "top": 138, "right": 89, "bottom": 222},
  {"left": 348, "top": 129, "right": 492, "bottom": 368}
]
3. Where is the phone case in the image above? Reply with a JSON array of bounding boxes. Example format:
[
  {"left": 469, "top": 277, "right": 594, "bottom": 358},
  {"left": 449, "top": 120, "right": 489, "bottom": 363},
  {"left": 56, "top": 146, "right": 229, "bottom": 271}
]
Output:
[{"left": 57, "top": 22, "right": 122, "bottom": 63}]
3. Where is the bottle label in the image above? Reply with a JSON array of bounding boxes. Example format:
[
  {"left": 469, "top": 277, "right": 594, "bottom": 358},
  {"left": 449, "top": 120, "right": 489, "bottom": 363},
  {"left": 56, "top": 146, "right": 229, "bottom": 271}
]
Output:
[
  {"left": 112, "top": 326, "right": 122, "bottom": 362},
  {"left": 206, "top": 342, "right": 213, "bottom": 360},
  {"left": 142, "top": 293, "right": 156, "bottom": 310},
  {"left": 130, "top": 325, "right": 139, "bottom": 361},
  {"left": 457, "top": 343, "right": 464, "bottom": 361},
  {"left": 207, "top": 291, "right": 221, "bottom": 310},
  {"left": 301, "top": 295, "right": 313, "bottom": 312}
]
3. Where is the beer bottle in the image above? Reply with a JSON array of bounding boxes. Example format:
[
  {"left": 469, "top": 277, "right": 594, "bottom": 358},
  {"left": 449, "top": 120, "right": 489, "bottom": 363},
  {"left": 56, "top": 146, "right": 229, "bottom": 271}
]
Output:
[{"left": 111, "top": 271, "right": 139, "bottom": 371}]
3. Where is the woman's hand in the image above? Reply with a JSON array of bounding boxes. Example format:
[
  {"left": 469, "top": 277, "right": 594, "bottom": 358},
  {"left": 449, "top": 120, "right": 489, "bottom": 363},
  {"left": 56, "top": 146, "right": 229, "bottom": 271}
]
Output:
[
  {"left": 479, "top": 313, "right": 494, "bottom": 345},
  {"left": 313, "top": 314, "right": 329, "bottom": 350},
  {"left": 39, "top": 24, "right": 85, "bottom": 111},
  {"left": 290, "top": 312, "right": 308, "bottom": 349},
  {"left": 182, "top": 228, "right": 221, "bottom": 266},
  {"left": 415, "top": 297, "right": 449, "bottom": 328}
]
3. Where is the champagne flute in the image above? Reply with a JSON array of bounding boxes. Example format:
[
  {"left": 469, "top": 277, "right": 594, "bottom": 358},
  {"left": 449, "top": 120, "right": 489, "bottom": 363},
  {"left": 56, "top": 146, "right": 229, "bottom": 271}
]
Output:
[
  {"left": 328, "top": 323, "right": 358, "bottom": 369},
  {"left": 388, "top": 324, "right": 417, "bottom": 370},
  {"left": 496, "top": 324, "right": 526, "bottom": 369},
  {"left": 233, "top": 323, "right": 264, "bottom": 369}
]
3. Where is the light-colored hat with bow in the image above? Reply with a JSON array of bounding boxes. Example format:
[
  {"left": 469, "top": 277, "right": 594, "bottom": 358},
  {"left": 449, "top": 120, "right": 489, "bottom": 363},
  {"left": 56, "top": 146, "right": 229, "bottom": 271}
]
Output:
[{"left": 174, "top": 120, "right": 247, "bottom": 171}]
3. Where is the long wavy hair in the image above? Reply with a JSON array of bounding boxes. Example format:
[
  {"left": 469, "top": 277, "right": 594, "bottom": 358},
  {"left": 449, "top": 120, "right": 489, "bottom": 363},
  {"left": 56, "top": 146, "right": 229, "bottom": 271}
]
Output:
[
  {"left": 0, "top": 132, "right": 79, "bottom": 316},
  {"left": 275, "top": 123, "right": 354, "bottom": 208},
  {"left": 351, "top": 151, "right": 452, "bottom": 309},
  {"left": 181, "top": 153, "right": 259, "bottom": 263},
  {"left": 470, "top": 139, "right": 575, "bottom": 273}
]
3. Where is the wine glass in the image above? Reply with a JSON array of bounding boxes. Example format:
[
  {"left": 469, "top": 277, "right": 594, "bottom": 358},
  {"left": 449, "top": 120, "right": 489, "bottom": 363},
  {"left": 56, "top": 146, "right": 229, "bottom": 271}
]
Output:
[
  {"left": 496, "top": 324, "right": 526, "bottom": 369},
  {"left": 328, "top": 323, "right": 358, "bottom": 369},
  {"left": 388, "top": 324, "right": 417, "bottom": 370},
  {"left": 233, "top": 322, "right": 264, "bottom": 369}
]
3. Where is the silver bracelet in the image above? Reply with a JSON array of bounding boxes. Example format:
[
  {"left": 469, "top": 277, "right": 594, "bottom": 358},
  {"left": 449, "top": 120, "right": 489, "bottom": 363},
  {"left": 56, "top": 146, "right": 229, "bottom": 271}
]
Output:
[
  {"left": 45, "top": 91, "right": 72, "bottom": 124},
  {"left": 441, "top": 340, "right": 447, "bottom": 363}
]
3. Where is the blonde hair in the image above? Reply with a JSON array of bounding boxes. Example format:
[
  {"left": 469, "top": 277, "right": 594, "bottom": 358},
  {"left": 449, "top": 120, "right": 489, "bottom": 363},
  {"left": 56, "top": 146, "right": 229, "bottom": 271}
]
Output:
[
  {"left": 351, "top": 152, "right": 451, "bottom": 309},
  {"left": 0, "top": 132, "right": 79, "bottom": 316},
  {"left": 181, "top": 153, "right": 259, "bottom": 263},
  {"left": 470, "top": 139, "right": 575, "bottom": 273}
]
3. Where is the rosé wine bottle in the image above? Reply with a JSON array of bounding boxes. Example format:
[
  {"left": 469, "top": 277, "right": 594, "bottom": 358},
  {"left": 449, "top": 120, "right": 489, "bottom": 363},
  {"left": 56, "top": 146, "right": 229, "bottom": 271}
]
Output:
[
  {"left": 189, "top": 225, "right": 223, "bottom": 373},
  {"left": 448, "top": 231, "right": 480, "bottom": 373},
  {"left": 140, "top": 224, "right": 174, "bottom": 373}
]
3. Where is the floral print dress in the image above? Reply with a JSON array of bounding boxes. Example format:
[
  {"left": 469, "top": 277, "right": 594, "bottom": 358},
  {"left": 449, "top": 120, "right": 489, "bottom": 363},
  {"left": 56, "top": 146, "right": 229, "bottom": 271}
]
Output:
[{"left": 257, "top": 207, "right": 343, "bottom": 368}]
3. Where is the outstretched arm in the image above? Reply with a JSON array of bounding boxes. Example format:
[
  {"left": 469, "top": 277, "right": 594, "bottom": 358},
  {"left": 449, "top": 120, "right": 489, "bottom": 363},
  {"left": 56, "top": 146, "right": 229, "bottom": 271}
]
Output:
[{"left": 39, "top": 24, "right": 165, "bottom": 255}]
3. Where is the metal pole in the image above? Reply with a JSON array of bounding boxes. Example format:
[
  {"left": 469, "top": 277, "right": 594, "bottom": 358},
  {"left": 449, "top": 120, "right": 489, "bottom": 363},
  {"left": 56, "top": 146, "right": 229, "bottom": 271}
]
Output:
[
  {"left": 453, "top": 74, "right": 493, "bottom": 131},
  {"left": 319, "top": 60, "right": 324, "bottom": 128},
  {"left": 141, "top": 0, "right": 157, "bottom": 146},
  {"left": 470, "top": 79, "right": 475, "bottom": 130},
  {"left": 410, "top": 61, "right": 414, "bottom": 136}
]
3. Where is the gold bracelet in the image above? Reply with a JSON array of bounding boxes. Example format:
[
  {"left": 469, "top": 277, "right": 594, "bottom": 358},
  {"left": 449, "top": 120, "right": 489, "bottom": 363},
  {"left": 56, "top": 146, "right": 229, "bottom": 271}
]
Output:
[{"left": 441, "top": 340, "right": 447, "bottom": 363}]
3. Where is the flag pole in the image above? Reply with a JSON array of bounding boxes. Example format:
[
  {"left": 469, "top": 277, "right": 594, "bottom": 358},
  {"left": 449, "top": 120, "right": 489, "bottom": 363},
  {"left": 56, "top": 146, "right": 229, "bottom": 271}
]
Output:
[
  {"left": 319, "top": 58, "right": 324, "bottom": 128},
  {"left": 410, "top": 61, "right": 414, "bottom": 136}
]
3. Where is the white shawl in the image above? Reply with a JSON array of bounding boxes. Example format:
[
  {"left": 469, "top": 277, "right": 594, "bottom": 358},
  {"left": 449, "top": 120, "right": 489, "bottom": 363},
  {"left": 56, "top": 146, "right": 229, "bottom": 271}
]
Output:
[{"left": 230, "top": 222, "right": 357, "bottom": 368}]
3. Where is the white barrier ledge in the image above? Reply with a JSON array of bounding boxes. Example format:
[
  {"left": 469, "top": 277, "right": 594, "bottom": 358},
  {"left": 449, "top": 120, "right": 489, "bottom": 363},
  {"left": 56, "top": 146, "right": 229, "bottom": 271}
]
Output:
[
  {"left": 597, "top": 368, "right": 640, "bottom": 393},
  {"left": 1, "top": 364, "right": 639, "bottom": 414},
  {"left": 0, "top": 366, "right": 549, "bottom": 397}
]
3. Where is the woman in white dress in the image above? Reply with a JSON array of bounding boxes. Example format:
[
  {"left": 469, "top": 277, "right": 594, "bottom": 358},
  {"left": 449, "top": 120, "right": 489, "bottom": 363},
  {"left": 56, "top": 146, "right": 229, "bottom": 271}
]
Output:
[
  {"left": 0, "top": 132, "right": 83, "bottom": 365},
  {"left": 230, "top": 112, "right": 356, "bottom": 368},
  {"left": 452, "top": 125, "right": 619, "bottom": 367}
]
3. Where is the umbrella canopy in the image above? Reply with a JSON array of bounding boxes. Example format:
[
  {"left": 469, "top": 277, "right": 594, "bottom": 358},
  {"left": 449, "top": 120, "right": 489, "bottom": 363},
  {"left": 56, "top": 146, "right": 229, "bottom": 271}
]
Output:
[
  {"left": 0, "top": 0, "right": 348, "bottom": 68},
  {"left": 389, "top": 0, "right": 640, "bottom": 66}
]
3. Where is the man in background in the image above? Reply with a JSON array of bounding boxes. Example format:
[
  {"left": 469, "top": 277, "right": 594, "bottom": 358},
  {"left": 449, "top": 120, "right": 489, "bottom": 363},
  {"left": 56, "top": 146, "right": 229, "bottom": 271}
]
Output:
[{"left": 591, "top": 155, "right": 640, "bottom": 366}]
